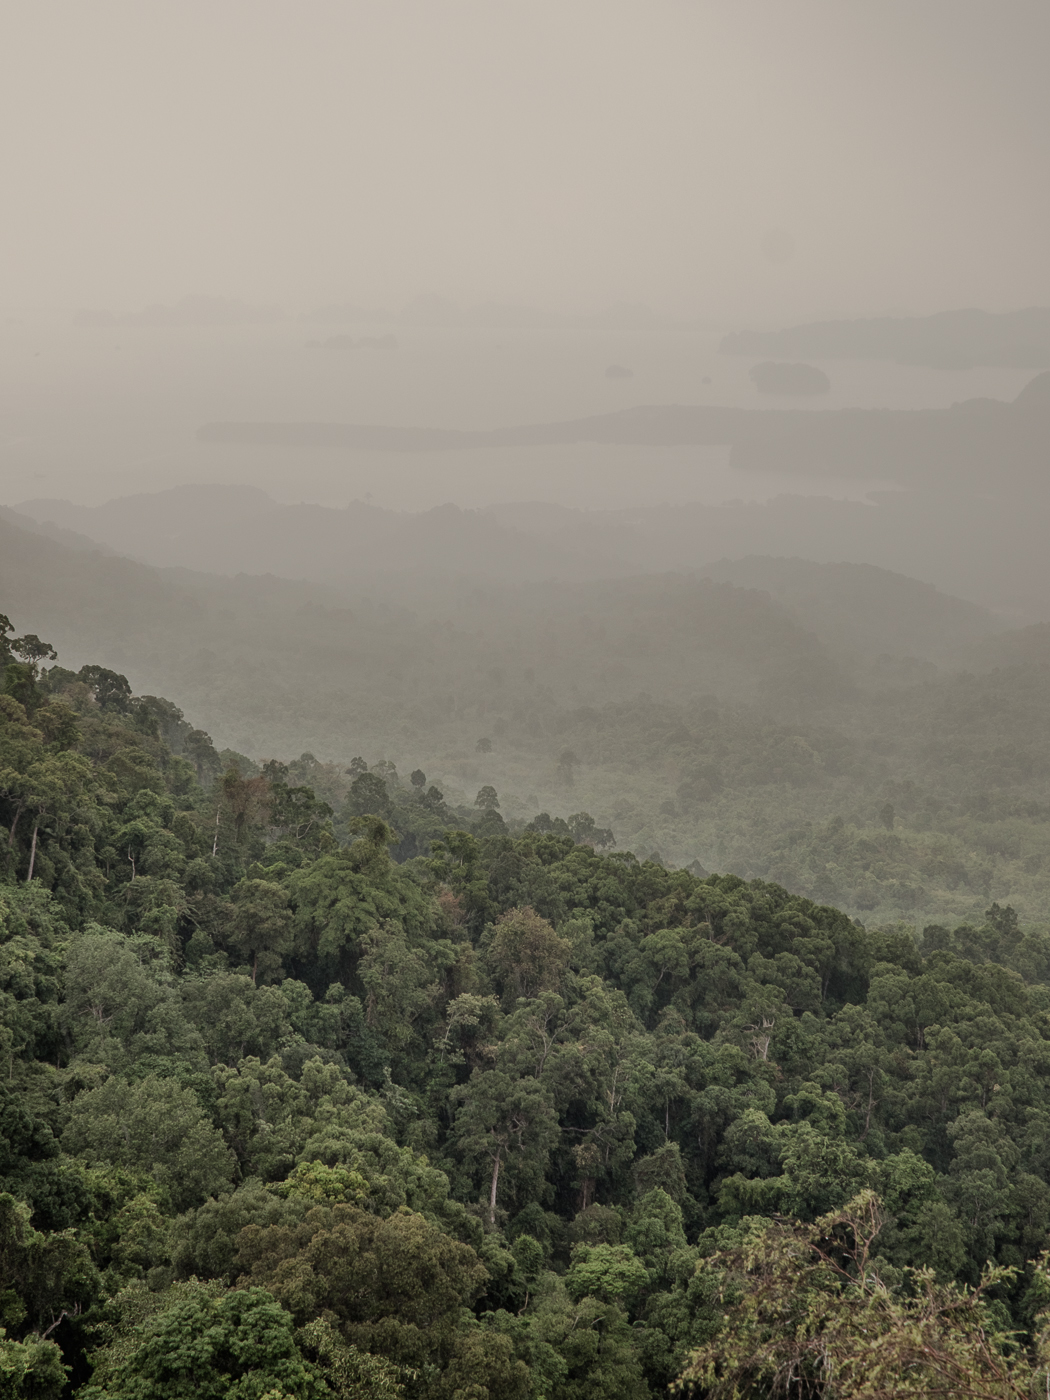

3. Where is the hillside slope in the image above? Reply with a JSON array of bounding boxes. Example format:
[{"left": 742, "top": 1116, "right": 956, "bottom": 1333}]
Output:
[
  {"left": 3, "top": 511, "right": 1050, "bottom": 926},
  {"left": 7, "top": 631, "right": 1050, "bottom": 1396}
]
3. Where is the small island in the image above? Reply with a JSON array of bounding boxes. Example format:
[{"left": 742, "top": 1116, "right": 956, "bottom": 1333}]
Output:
[{"left": 749, "top": 360, "right": 831, "bottom": 395}]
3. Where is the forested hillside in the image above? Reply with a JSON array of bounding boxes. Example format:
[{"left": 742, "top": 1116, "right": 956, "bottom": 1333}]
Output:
[
  {"left": 4, "top": 508, "right": 1050, "bottom": 931},
  {"left": 7, "top": 617, "right": 1050, "bottom": 1396}
]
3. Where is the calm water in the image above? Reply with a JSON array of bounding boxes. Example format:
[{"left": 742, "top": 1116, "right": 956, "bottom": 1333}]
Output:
[{"left": 0, "top": 312, "right": 1035, "bottom": 511}]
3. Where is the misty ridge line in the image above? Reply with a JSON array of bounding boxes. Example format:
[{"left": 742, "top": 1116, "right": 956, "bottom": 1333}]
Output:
[
  {"left": 0, "top": 505, "right": 1012, "bottom": 731},
  {"left": 196, "top": 370, "right": 1050, "bottom": 482},
  {"left": 6, "top": 496, "right": 1049, "bottom": 929},
  {"left": 721, "top": 306, "right": 1050, "bottom": 370},
  {"left": 8, "top": 9, "right": 1050, "bottom": 1388},
  {"left": 15, "top": 466, "right": 1050, "bottom": 626}
]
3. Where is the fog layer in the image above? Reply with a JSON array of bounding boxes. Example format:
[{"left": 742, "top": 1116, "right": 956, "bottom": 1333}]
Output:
[
  {"left": 3, "top": 0, "right": 1050, "bottom": 923},
  {"left": 4, "top": 1, "right": 1050, "bottom": 318}
]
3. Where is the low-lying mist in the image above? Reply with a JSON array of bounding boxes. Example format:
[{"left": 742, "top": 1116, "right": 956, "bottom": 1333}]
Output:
[
  {"left": 4, "top": 302, "right": 1050, "bottom": 933},
  {"left": 1, "top": 310, "right": 1035, "bottom": 509}
]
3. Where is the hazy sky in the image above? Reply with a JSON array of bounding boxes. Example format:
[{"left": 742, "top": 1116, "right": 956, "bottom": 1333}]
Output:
[{"left": 3, "top": 1, "right": 1049, "bottom": 322}]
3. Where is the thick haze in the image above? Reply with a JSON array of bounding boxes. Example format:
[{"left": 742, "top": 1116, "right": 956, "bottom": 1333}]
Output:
[
  {"left": 5, "top": 0, "right": 1050, "bottom": 923},
  {"left": 3, "top": 0, "right": 1049, "bottom": 320},
  {"left": 3, "top": 2, "right": 1050, "bottom": 616},
  {"left": 12, "top": 13, "right": 1050, "bottom": 1317}
]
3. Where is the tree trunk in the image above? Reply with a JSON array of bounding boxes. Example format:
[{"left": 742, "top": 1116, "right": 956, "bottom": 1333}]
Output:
[
  {"left": 7, "top": 799, "right": 24, "bottom": 849},
  {"left": 251, "top": 950, "right": 258, "bottom": 986},
  {"left": 26, "top": 820, "right": 39, "bottom": 883},
  {"left": 212, "top": 808, "right": 220, "bottom": 858},
  {"left": 489, "top": 1150, "right": 501, "bottom": 1226}
]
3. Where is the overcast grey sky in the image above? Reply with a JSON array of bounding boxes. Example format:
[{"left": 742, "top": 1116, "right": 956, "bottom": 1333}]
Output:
[{"left": 3, "top": 0, "right": 1048, "bottom": 321}]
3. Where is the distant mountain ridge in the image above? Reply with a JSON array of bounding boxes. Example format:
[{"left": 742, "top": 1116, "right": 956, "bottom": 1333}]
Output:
[
  {"left": 196, "top": 371, "right": 1050, "bottom": 486},
  {"left": 18, "top": 473, "right": 1050, "bottom": 619},
  {"left": 9, "top": 490, "right": 1000, "bottom": 663},
  {"left": 720, "top": 307, "right": 1050, "bottom": 369},
  {"left": 11, "top": 486, "right": 626, "bottom": 585},
  {"left": 0, "top": 508, "right": 853, "bottom": 758},
  {"left": 697, "top": 556, "right": 997, "bottom": 659},
  {"left": 2, "top": 507, "right": 1045, "bottom": 924}
]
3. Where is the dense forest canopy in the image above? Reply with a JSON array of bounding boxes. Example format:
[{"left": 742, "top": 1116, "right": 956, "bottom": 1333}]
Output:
[
  {"left": 6, "top": 612, "right": 1050, "bottom": 1396},
  {"left": 7, "top": 0, "right": 1050, "bottom": 1390}
]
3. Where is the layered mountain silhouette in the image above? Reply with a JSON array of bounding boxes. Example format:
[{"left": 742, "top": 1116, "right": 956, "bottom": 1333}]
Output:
[
  {"left": 720, "top": 307, "right": 1050, "bottom": 369},
  {"left": 9, "top": 485, "right": 1003, "bottom": 657},
  {"left": 0, "top": 509, "right": 1004, "bottom": 753},
  {"left": 19, "top": 466, "right": 1050, "bottom": 617},
  {"left": 197, "top": 372, "right": 1050, "bottom": 486},
  {"left": 9, "top": 487, "right": 624, "bottom": 585}
]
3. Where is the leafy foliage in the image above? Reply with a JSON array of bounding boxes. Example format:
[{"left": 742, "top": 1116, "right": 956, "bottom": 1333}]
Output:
[
  {"left": 7, "top": 625, "right": 1050, "bottom": 1396},
  {"left": 679, "top": 1192, "right": 1050, "bottom": 1399}
]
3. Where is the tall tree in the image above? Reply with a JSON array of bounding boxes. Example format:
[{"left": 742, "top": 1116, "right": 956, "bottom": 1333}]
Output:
[
  {"left": 227, "top": 878, "right": 294, "bottom": 984},
  {"left": 450, "top": 1069, "right": 559, "bottom": 1225}
]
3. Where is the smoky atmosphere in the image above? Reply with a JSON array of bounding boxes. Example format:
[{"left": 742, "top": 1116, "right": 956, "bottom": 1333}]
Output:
[{"left": 4, "top": 5, "right": 1050, "bottom": 1398}]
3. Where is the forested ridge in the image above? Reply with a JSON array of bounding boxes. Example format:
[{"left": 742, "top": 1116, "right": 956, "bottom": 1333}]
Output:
[
  {"left": 9, "top": 506, "right": 1050, "bottom": 934},
  {"left": 7, "top": 615, "right": 1050, "bottom": 1397}
]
